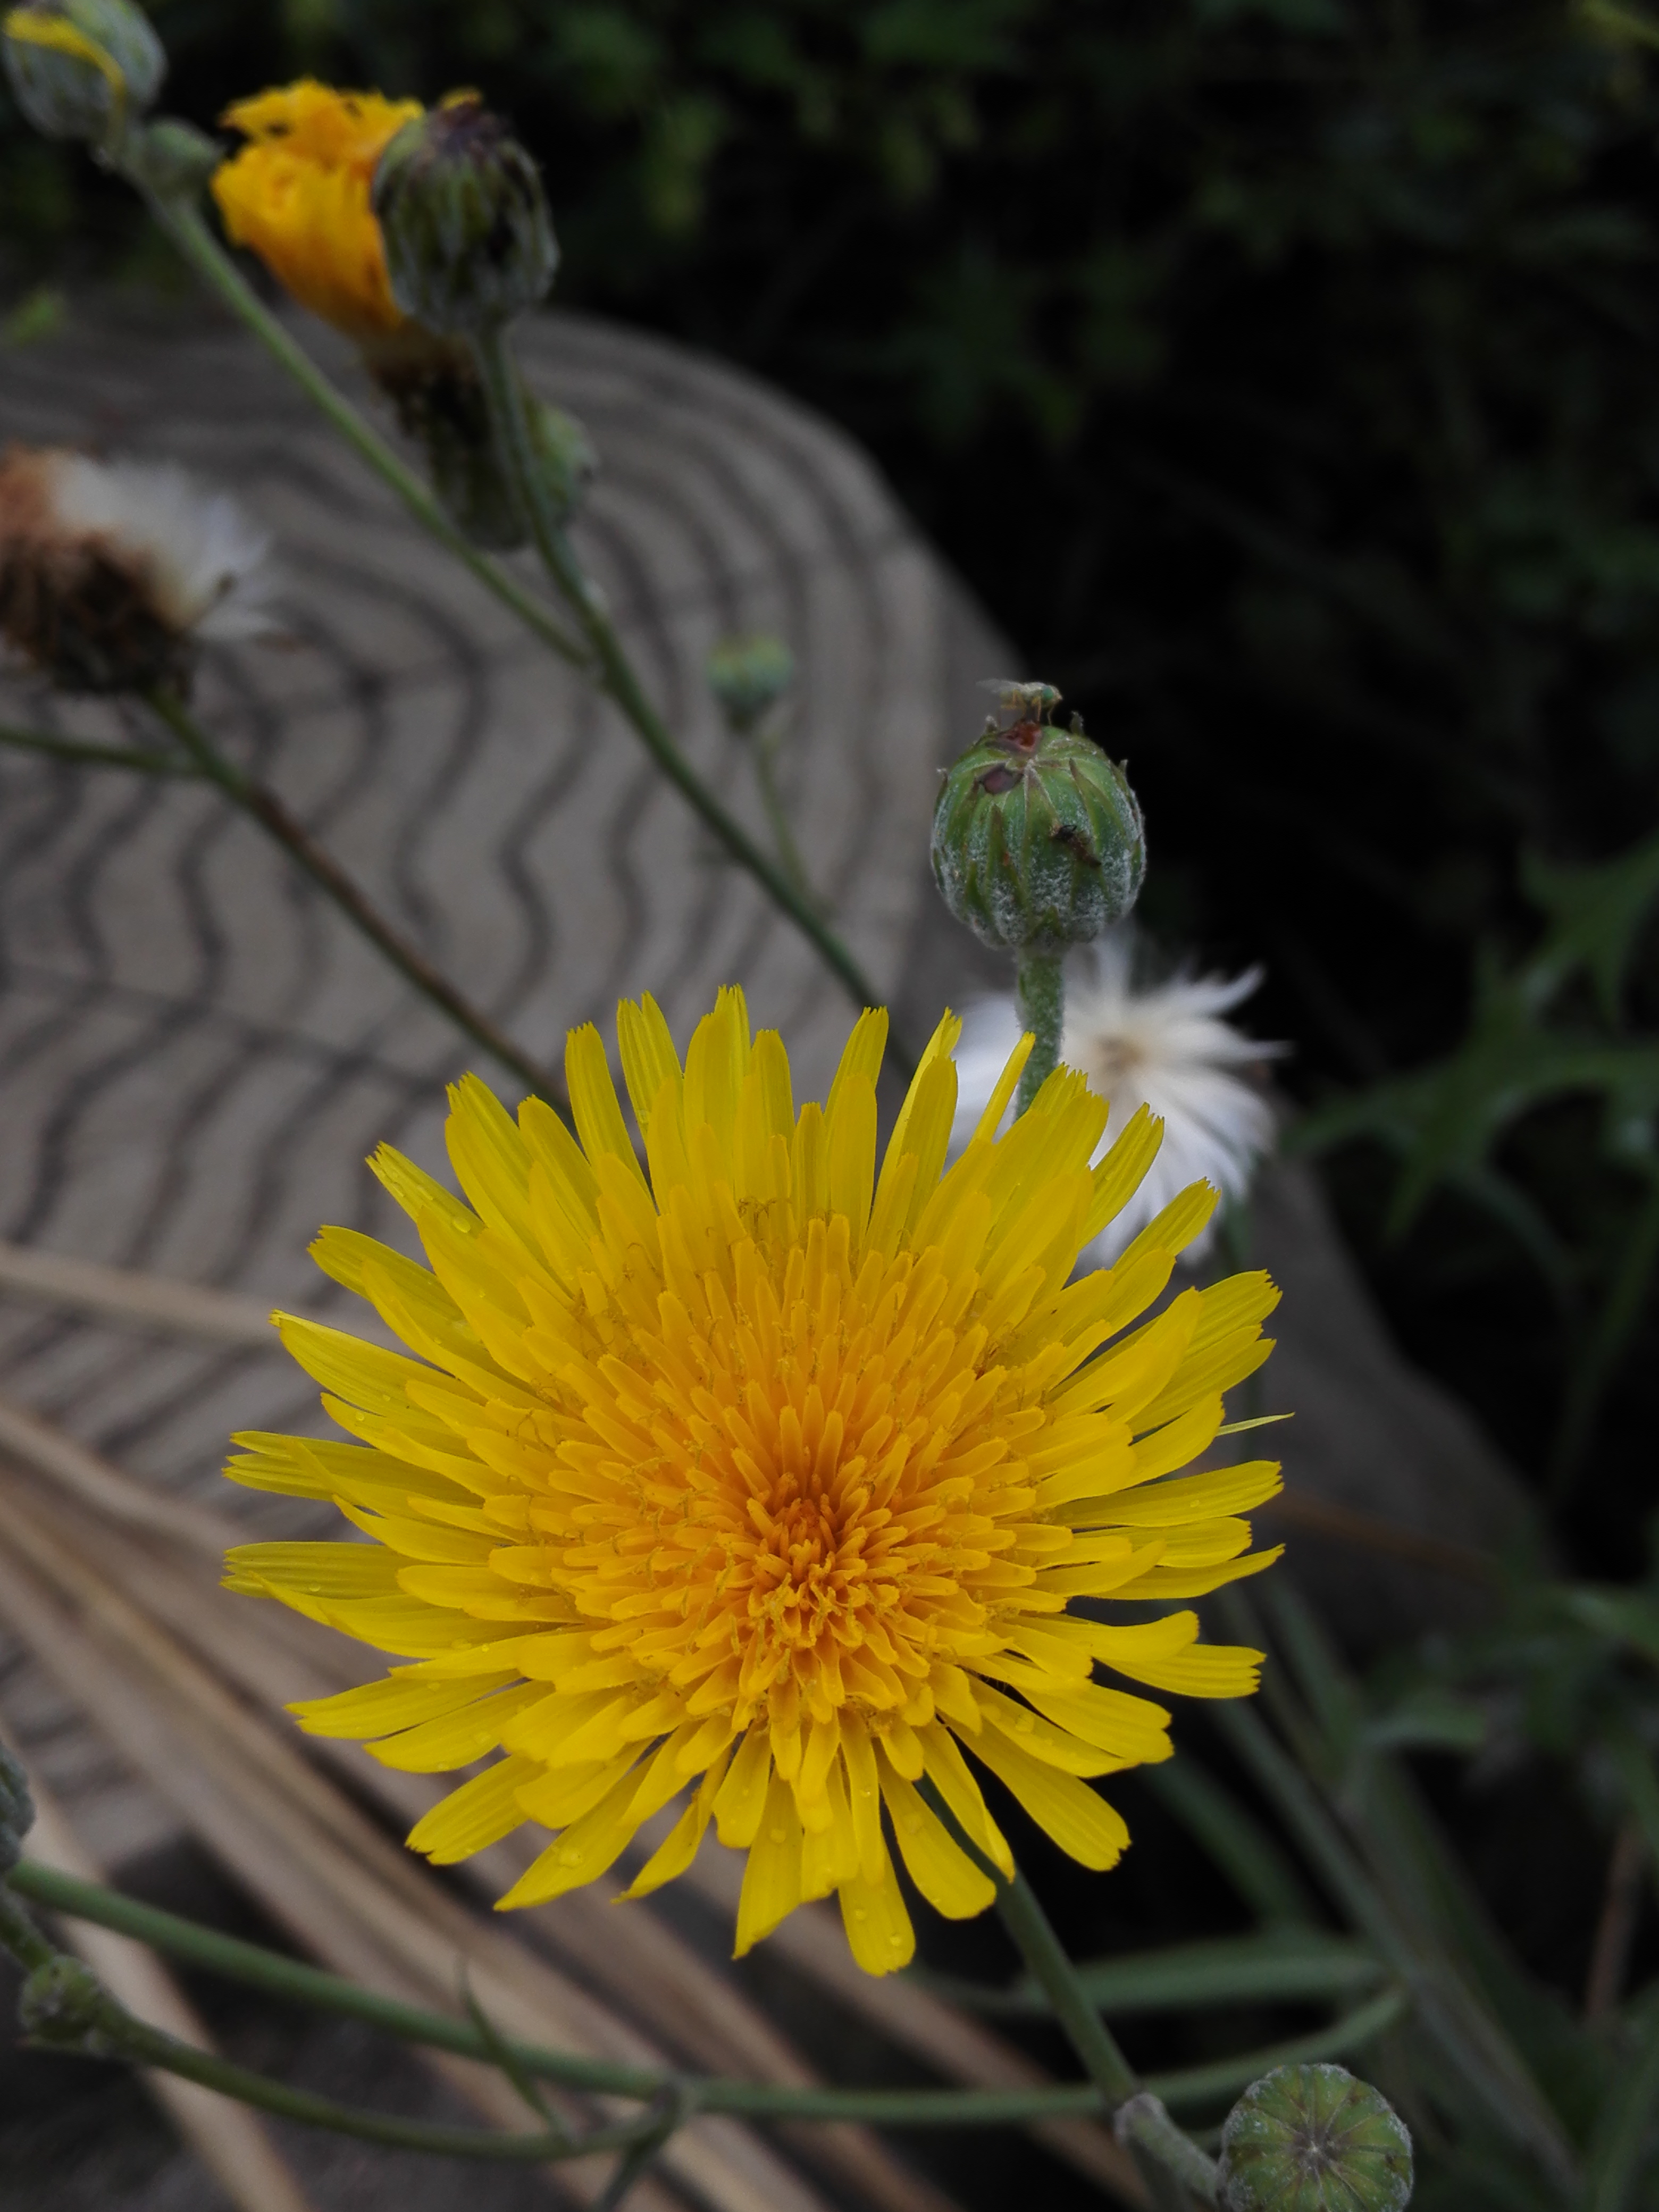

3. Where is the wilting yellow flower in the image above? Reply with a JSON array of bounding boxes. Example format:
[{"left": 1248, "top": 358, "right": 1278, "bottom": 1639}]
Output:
[
  {"left": 226, "top": 992, "right": 1283, "bottom": 1971},
  {"left": 212, "top": 80, "right": 421, "bottom": 340}
]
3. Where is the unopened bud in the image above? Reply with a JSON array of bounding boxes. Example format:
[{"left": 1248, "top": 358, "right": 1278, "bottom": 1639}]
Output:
[
  {"left": 707, "top": 635, "right": 794, "bottom": 736},
  {"left": 372, "top": 93, "right": 557, "bottom": 335},
  {"left": 19, "top": 1955, "right": 109, "bottom": 2049},
  {"left": 123, "top": 113, "right": 220, "bottom": 197},
  {"left": 0, "top": 1738, "right": 35, "bottom": 1876},
  {"left": 2, "top": 0, "right": 164, "bottom": 150},
  {"left": 931, "top": 680, "right": 1144, "bottom": 952},
  {"left": 1220, "top": 2065, "right": 1414, "bottom": 2212}
]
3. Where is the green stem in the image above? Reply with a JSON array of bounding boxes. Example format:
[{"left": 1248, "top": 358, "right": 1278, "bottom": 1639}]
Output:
[
  {"left": 145, "top": 689, "right": 564, "bottom": 1110},
  {"left": 992, "top": 1866, "right": 1139, "bottom": 2105},
  {"left": 753, "top": 721, "right": 817, "bottom": 908},
  {"left": 134, "top": 191, "right": 589, "bottom": 673},
  {"left": 470, "top": 321, "right": 907, "bottom": 1068},
  {"left": 4, "top": 1859, "right": 1110, "bottom": 2127},
  {"left": 0, "top": 723, "right": 195, "bottom": 777},
  {"left": 75, "top": 2010, "right": 653, "bottom": 2163},
  {"left": 1015, "top": 948, "right": 1065, "bottom": 1115}
]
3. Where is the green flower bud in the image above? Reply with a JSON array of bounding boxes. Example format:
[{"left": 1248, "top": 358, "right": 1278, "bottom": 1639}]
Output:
[
  {"left": 20, "top": 1955, "right": 108, "bottom": 2049},
  {"left": 2, "top": 0, "right": 164, "bottom": 150},
  {"left": 1220, "top": 2065, "right": 1414, "bottom": 2212},
  {"left": 0, "top": 1737, "right": 35, "bottom": 1877},
  {"left": 707, "top": 635, "right": 794, "bottom": 735},
  {"left": 122, "top": 113, "right": 221, "bottom": 198},
  {"left": 930, "top": 680, "right": 1144, "bottom": 952},
  {"left": 372, "top": 93, "right": 558, "bottom": 336}
]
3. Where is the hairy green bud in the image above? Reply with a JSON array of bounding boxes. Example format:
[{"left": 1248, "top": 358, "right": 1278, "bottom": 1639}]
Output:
[
  {"left": 2, "top": 0, "right": 163, "bottom": 150},
  {"left": 19, "top": 1955, "right": 109, "bottom": 2050},
  {"left": 0, "top": 1738, "right": 35, "bottom": 1877},
  {"left": 372, "top": 94, "right": 558, "bottom": 336},
  {"left": 1220, "top": 2065, "right": 1414, "bottom": 2212},
  {"left": 707, "top": 635, "right": 794, "bottom": 736},
  {"left": 931, "top": 681, "right": 1144, "bottom": 952}
]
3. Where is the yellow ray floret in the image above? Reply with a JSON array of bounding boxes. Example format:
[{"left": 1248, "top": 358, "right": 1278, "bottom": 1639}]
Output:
[
  {"left": 225, "top": 991, "right": 1283, "bottom": 1974},
  {"left": 212, "top": 80, "right": 422, "bottom": 340}
]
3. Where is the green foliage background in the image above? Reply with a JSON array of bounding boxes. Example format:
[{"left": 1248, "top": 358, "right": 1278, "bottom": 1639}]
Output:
[{"left": 7, "top": 0, "right": 1659, "bottom": 1569}]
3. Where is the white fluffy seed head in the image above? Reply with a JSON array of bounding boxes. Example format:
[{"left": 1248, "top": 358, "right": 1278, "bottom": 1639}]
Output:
[
  {"left": 952, "top": 932, "right": 1285, "bottom": 1263},
  {"left": 0, "top": 445, "right": 275, "bottom": 692}
]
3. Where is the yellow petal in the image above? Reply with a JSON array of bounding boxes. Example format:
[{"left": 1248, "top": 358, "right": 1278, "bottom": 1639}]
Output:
[
  {"left": 498, "top": 1763, "right": 648, "bottom": 1908},
  {"left": 408, "top": 1754, "right": 541, "bottom": 1863},
  {"left": 836, "top": 1843, "right": 915, "bottom": 1975},
  {"left": 713, "top": 1727, "right": 773, "bottom": 1849},
  {"left": 876, "top": 1752, "right": 996, "bottom": 1919},
  {"left": 734, "top": 1774, "right": 805, "bottom": 1955},
  {"left": 921, "top": 1723, "right": 1013, "bottom": 1879},
  {"left": 967, "top": 1728, "right": 1131, "bottom": 1871},
  {"left": 566, "top": 1023, "right": 648, "bottom": 1186}
]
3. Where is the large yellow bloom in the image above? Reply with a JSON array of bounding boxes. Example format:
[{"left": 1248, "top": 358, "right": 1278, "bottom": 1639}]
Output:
[
  {"left": 212, "top": 81, "right": 421, "bottom": 341},
  {"left": 226, "top": 992, "right": 1283, "bottom": 1972}
]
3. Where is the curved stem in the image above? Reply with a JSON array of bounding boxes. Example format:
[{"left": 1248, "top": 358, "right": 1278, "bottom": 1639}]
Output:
[
  {"left": 77, "top": 2010, "right": 658, "bottom": 2163},
  {"left": 145, "top": 689, "right": 564, "bottom": 1111},
  {"left": 135, "top": 192, "right": 589, "bottom": 673},
  {"left": 1015, "top": 948, "right": 1065, "bottom": 1115},
  {"left": 7, "top": 1857, "right": 1116, "bottom": 2128},
  {"left": 470, "top": 321, "right": 908, "bottom": 1068}
]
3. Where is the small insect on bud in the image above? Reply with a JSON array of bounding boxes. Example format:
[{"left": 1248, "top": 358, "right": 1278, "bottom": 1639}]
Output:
[
  {"left": 372, "top": 92, "right": 558, "bottom": 336},
  {"left": 931, "top": 678, "right": 1145, "bottom": 953},
  {"left": 2, "top": 0, "right": 164, "bottom": 151},
  {"left": 707, "top": 634, "right": 795, "bottom": 736},
  {"left": 1220, "top": 2065, "right": 1414, "bottom": 2212}
]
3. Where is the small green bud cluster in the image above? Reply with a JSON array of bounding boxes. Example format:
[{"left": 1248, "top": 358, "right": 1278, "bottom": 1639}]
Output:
[
  {"left": 931, "top": 680, "right": 1145, "bottom": 952},
  {"left": 1220, "top": 2064, "right": 1414, "bottom": 2212},
  {"left": 373, "top": 94, "right": 558, "bottom": 337},
  {"left": 0, "top": 1738, "right": 35, "bottom": 1878},
  {"left": 2, "top": 0, "right": 163, "bottom": 154},
  {"left": 707, "top": 635, "right": 795, "bottom": 736}
]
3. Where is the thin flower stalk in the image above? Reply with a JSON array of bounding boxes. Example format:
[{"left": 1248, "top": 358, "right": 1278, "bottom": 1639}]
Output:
[
  {"left": 6, "top": 1855, "right": 1340, "bottom": 2149},
  {"left": 131, "top": 175, "right": 897, "bottom": 1046},
  {"left": 753, "top": 716, "right": 817, "bottom": 910},
  {"left": 468, "top": 322, "right": 893, "bottom": 1051},
  {"left": 1015, "top": 948, "right": 1066, "bottom": 1114},
  {"left": 141, "top": 688, "right": 562, "bottom": 1107}
]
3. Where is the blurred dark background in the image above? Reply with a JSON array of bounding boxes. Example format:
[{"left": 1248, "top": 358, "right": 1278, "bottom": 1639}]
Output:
[{"left": 9, "top": 7, "right": 1659, "bottom": 2197}]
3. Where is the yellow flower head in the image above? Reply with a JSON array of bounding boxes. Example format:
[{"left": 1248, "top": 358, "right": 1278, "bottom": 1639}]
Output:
[
  {"left": 227, "top": 992, "right": 1284, "bottom": 1973},
  {"left": 212, "top": 80, "right": 422, "bottom": 341}
]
